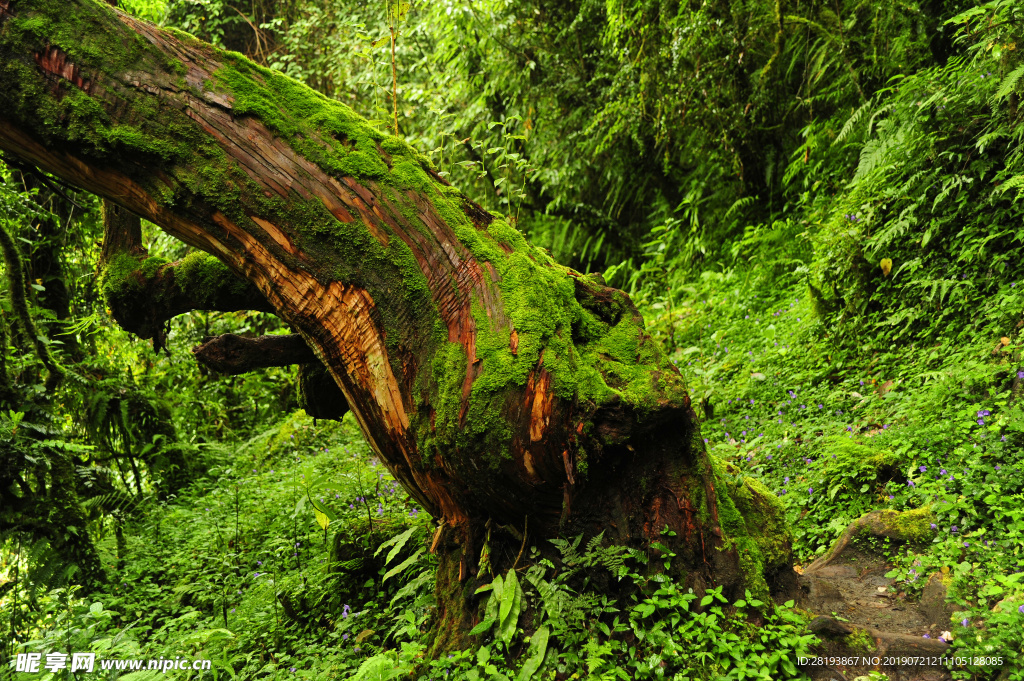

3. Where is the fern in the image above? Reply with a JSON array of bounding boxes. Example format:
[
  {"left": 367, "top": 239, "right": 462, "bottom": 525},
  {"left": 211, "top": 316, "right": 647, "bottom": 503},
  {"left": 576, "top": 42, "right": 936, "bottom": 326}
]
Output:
[
  {"left": 993, "top": 63, "right": 1024, "bottom": 102},
  {"left": 834, "top": 100, "right": 873, "bottom": 147}
]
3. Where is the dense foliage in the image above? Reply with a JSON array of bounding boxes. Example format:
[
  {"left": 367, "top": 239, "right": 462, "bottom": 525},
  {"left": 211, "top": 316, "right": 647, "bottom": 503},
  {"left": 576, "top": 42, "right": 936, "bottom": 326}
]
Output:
[{"left": 4, "top": 0, "right": 1024, "bottom": 679}]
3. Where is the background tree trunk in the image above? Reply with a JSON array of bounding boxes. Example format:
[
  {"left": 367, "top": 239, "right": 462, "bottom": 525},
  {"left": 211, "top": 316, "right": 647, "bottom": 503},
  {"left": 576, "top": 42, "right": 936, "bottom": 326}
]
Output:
[{"left": 0, "top": 0, "right": 794, "bottom": 638}]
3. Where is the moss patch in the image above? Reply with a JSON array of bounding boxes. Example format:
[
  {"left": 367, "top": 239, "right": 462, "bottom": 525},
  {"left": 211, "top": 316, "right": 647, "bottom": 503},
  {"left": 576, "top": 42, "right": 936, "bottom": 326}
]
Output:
[{"left": 710, "top": 456, "right": 793, "bottom": 603}]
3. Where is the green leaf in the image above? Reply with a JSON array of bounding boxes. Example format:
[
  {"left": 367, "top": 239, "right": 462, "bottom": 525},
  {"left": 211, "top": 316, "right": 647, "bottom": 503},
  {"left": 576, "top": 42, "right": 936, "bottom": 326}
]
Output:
[
  {"left": 485, "top": 574, "right": 504, "bottom": 623},
  {"left": 499, "top": 569, "right": 522, "bottom": 648},
  {"left": 352, "top": 653, "right": 402, "bottom": 681},
  {"left": 469, "top": 616, "right": 496, "bottom": 636},
  {"left": 382, "top": 549, "right": 423, "bottom": 582},
  {"left": 516, "top": 626, "right": 549, "bottom": 681},
  {"left": 375, "top": 526, "right": 417, "bottom": 565}
]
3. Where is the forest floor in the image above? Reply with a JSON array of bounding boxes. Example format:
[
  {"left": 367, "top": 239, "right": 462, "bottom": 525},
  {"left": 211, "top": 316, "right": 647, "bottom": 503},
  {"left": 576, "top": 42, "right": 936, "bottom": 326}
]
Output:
[{"left": 9, "top": 269, "right": 1023, "bottom": 681}]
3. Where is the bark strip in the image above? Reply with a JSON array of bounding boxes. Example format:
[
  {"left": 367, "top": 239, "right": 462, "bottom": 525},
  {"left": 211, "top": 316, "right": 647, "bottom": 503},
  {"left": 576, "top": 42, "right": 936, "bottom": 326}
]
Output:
[{"left": 192, "top": 333, "right": 316, "bottom": 374}]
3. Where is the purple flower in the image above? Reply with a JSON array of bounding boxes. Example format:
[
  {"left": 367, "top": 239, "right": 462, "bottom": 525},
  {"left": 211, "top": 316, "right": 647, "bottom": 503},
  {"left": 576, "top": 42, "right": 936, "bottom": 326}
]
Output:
[
  {"left": 784, "top": 476, "right": 790, "bottom": 483},
  {"left": 995, "top": 465, "right": 1002, "bottom": 470},
  {"left": 961, "top": 618, "right": 969, "bottom": 627},
  {"left": 808, "top": 487, "right": 813, "bottom": 495},
  {"left": 1018, "top": 604, "right": 1024, "bottom": 614},
  {"left": 951, "top": 526, "right": 958, "bottom": 533},
  {"left": 930, "top": 523, "right": 937, "bottom": 529},
  {"left": 908, "top": 480, "right": 915, "bottom": 487},
  {"left": 1018, "top": 371, "right": 1024, "bottom": 379},
  {"left": 922, "top": 634, "right": 931, "bottom": 639},
  {"left": 919, "top": 465, "right": 927, "bottom": 472}
]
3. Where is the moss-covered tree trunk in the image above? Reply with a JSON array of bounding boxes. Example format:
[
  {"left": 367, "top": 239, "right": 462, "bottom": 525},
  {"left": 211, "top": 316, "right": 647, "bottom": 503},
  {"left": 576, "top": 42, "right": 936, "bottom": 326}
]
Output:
[{"left": 0, "top": 0, "right": 794, "bottom": 640}]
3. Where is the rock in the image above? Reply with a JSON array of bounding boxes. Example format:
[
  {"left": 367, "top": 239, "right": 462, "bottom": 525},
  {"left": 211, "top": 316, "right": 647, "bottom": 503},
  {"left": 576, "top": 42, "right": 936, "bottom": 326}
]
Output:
[
  {"left": 919, "top": 572, "right": 957, "bottom": 627},
  {"left": 809, "top": 616, "right": 854, "bottom": 638},
  {"left": 798, "top": 574, "right": 845, "bottom": 612}
]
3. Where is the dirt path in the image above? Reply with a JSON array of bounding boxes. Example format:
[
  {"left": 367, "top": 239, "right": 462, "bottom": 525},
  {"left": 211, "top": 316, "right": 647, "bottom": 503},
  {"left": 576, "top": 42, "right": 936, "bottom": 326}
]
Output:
[{"left": 796, "top": 548, "right": 957, "bottom": 681}]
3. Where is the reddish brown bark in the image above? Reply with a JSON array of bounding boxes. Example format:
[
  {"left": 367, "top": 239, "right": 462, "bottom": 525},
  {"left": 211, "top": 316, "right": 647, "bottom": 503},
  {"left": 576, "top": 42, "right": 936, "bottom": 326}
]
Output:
[{"left": 0, "top": 0, "right": 794, "bottom": 639}]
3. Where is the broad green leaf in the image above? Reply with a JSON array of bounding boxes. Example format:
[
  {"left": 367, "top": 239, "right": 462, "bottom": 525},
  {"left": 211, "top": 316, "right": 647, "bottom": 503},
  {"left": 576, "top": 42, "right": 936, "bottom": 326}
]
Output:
[
  {"left": 499, "top": 569, "right": 522, "bottom": 648},
  {"left": 485, "top": 573, "right": 504, "bottom": 623},
  {"left": 516, "top": 626, "right": 549, "bottom": 681},
  {"left": 469, "top": 616, "right": 496, "bottom": 636},
  {"left": 313, "top": 507, "right": 330, "bottom": 531}
]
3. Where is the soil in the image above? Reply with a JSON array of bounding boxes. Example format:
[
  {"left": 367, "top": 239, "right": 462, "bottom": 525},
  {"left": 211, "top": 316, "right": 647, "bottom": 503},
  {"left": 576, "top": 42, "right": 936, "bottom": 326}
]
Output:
[{"left": 795, "top": 546, "right": 960, "bottom": 681}]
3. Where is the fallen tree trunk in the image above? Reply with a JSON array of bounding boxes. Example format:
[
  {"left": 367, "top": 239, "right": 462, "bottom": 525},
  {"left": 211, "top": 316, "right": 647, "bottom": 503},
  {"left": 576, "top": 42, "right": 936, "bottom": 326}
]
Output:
[{"left": 0, "top": 0, "right": 794, "bottom": 643}]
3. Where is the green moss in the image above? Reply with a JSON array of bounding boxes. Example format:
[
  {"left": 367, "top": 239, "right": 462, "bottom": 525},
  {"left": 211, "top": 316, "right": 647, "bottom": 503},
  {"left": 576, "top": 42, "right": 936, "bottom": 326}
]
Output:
[
  {"left": 99, "top": 252, "right": 168, "bottom": 309},
  {"left": 710, "top": 455, "right": 793, "bottom": 603},
  {"left": 844, "top": 628, "right": 876, "bottom": 653},
  {"left": 858, "top": 507, "right": 937, "bottom": 544},
  {"left": 175, "top": 252, "right": 251, "bottom": 306},
  {"left": 821, "top": 437, "right": 904, "bottom": 494},
  {"left": 215, "top": 55, "right": 398, "bottom": 182}
]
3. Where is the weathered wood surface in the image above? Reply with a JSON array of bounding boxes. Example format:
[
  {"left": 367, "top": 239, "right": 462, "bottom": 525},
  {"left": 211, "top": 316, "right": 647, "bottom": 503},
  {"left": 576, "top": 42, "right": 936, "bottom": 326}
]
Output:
[{"left": 0, "top": 0, "right": 792, "bottom": 613}]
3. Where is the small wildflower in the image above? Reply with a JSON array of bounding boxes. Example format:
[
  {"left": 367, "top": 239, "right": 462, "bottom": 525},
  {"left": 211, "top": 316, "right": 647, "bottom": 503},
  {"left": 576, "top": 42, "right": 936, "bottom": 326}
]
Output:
[{"left": 919, "top": 465, "right": 926, "bottom": 472}]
